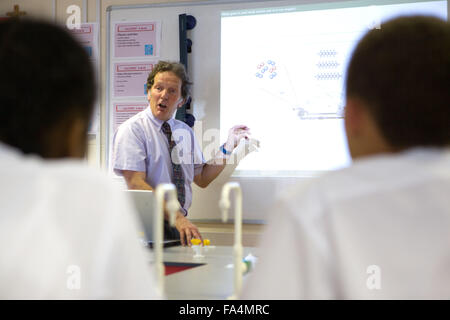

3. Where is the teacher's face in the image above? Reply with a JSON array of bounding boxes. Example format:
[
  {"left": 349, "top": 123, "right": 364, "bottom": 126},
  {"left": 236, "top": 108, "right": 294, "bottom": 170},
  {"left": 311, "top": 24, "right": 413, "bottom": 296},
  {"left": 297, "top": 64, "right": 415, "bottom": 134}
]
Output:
[{"left": 148, "top": 71, "right": 184, "bottom": 121}]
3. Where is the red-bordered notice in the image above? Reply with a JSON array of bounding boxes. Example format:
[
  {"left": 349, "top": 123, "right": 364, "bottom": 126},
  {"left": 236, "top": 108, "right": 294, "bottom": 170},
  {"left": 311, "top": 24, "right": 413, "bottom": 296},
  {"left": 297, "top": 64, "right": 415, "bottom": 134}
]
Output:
[
  {"left": 113, "top": 61, "right": 156, "bottom": 97},
  {"left": 114, "top": 21, "right": 161, "bottom": 58},
  {"left": 112, "top": 102, "right": 148, "bottom": 132}
]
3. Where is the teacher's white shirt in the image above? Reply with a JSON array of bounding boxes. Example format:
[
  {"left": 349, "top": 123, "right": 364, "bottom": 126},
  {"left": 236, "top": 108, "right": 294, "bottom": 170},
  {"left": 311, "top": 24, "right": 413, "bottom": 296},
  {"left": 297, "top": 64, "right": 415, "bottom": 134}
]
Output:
[{"left": 112, "top": 107, "right": 205, "bottom": 215}]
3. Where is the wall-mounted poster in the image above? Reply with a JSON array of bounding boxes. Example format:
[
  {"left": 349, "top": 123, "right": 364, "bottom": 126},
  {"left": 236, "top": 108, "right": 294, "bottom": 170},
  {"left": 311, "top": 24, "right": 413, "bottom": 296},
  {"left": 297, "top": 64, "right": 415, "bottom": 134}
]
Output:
[
  {"left": 113, "top": 61, "right": 156, "bottom": 98},
  {"left": 69, "top": 23, "right": 100, "bottom": 135},
  {"left": 112, "top": 102, "right": 148, "bottom": 133},
  {"left": 114, "top": 21, "right": 161, "bottom": 58}
]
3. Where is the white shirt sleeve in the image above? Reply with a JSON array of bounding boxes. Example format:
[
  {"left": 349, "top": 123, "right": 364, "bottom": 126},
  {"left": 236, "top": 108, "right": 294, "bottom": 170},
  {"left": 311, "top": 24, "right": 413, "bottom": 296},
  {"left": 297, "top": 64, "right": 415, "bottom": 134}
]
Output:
[{"left": 112, "top": 122, "right": 148, "bottom": 175}]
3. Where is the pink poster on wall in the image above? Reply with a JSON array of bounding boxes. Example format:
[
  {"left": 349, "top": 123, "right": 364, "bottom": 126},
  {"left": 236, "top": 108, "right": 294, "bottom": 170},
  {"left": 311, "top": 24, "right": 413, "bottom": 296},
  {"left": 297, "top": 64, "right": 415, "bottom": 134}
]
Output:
[
  {"left": 112, "top": 102, "right": 148, "bottom": 132},
  {"left": 70, "top": 23, "right": 98, "bottom": 59},
  {"left": 69, "top": 23, "right": 100, "bottom": 134},
  {"left": 113, "top": 61, "right": 156, "bottom": 97},
  {"left": 114, "top": 21, "right": 161, "bottom": 58}
]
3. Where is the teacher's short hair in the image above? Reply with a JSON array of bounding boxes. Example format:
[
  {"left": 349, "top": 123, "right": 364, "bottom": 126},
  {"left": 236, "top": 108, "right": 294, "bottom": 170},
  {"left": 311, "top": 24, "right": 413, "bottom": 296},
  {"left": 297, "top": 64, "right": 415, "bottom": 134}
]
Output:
[{"left": 146, "top": 61, "right": 192, "bottom": 99}]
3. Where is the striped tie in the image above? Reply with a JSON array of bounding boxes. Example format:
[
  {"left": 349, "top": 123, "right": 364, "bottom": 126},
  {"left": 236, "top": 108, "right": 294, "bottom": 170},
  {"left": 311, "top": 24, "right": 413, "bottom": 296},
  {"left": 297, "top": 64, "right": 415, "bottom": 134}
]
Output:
[{"left": 161, "top": 122, "right": 186, "bottom": 212}]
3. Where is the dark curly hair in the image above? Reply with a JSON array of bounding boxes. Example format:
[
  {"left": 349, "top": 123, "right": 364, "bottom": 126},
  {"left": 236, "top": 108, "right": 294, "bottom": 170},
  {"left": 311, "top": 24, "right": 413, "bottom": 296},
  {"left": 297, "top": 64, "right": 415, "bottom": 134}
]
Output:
[
  {"left": 146, "top": 61, "right": 192, "bottom": 99},
  {"left": 346, "top": 15, "right": 450, "bottom": 149},
  {"left": 0, "top": 18, "right": 96, "bottom": 157}
]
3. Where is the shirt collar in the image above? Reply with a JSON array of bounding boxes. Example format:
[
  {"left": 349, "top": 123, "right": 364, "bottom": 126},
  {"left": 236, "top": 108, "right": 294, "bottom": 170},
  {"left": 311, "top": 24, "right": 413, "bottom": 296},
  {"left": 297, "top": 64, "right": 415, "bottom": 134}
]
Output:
[
  {"left": 144, "top": 106, "right": 176, "bottom": 131},
  {"left": 0, "top": 141, "right": 22, "bottom": 159}
]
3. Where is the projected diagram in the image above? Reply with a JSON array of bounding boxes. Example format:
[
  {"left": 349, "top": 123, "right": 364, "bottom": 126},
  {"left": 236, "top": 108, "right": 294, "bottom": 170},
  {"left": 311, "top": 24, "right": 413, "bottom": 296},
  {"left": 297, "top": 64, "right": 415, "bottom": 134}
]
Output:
[
  {"left": 221, "top": 1, "right": 446, "bottom": 174},
  {"left": 254, "top": 45, "right": 348, "bottom": 120}
]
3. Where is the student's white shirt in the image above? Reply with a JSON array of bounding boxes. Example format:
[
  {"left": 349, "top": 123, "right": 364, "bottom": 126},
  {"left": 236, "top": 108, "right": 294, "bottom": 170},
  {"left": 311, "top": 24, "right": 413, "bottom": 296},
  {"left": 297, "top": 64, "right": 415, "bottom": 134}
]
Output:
[
  {"left": 0, "top": 142, "right": 161, "bottom": 299},
  {"left": 242, "top": 147, "right": 450, "bottom": 299}
]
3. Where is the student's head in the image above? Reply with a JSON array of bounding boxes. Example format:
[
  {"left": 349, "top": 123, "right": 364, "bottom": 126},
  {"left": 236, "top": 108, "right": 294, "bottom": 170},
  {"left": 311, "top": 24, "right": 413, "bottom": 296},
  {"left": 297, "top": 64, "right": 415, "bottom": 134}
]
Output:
[
  {"left": 146, "top": 61, "right": 191, "bottom": 121},
  {"left": 344, "top": 16, "right": 450, "bottom": 159},
  {"left": 0, "top": 18, "right": 96, "bottom": 158}
]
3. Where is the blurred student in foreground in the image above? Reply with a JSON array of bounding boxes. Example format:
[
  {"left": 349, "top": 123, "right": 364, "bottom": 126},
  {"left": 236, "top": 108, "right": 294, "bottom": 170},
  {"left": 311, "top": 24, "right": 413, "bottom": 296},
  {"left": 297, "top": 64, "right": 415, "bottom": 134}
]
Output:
[
  {"left": 0, "top": 18, "right": 161, "bottom": 299},
  {"left": 241, "top": 16, "right": 450, "bottom": 299}
]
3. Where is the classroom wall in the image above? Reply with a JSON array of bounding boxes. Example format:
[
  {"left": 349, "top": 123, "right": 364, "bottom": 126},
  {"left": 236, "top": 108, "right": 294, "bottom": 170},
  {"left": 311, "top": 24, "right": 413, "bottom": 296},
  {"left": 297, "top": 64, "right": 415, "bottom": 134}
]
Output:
[{"left": 0, "top": 0, "right": 53, "bottom": 20}]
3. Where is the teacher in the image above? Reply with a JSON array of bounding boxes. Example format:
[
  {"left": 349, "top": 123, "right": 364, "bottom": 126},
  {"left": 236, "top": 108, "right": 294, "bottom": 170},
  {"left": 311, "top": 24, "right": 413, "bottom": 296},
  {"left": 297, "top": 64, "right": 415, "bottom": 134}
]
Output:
[{"left": 112, "top": 61, "right": 250, "bottom": 246}]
